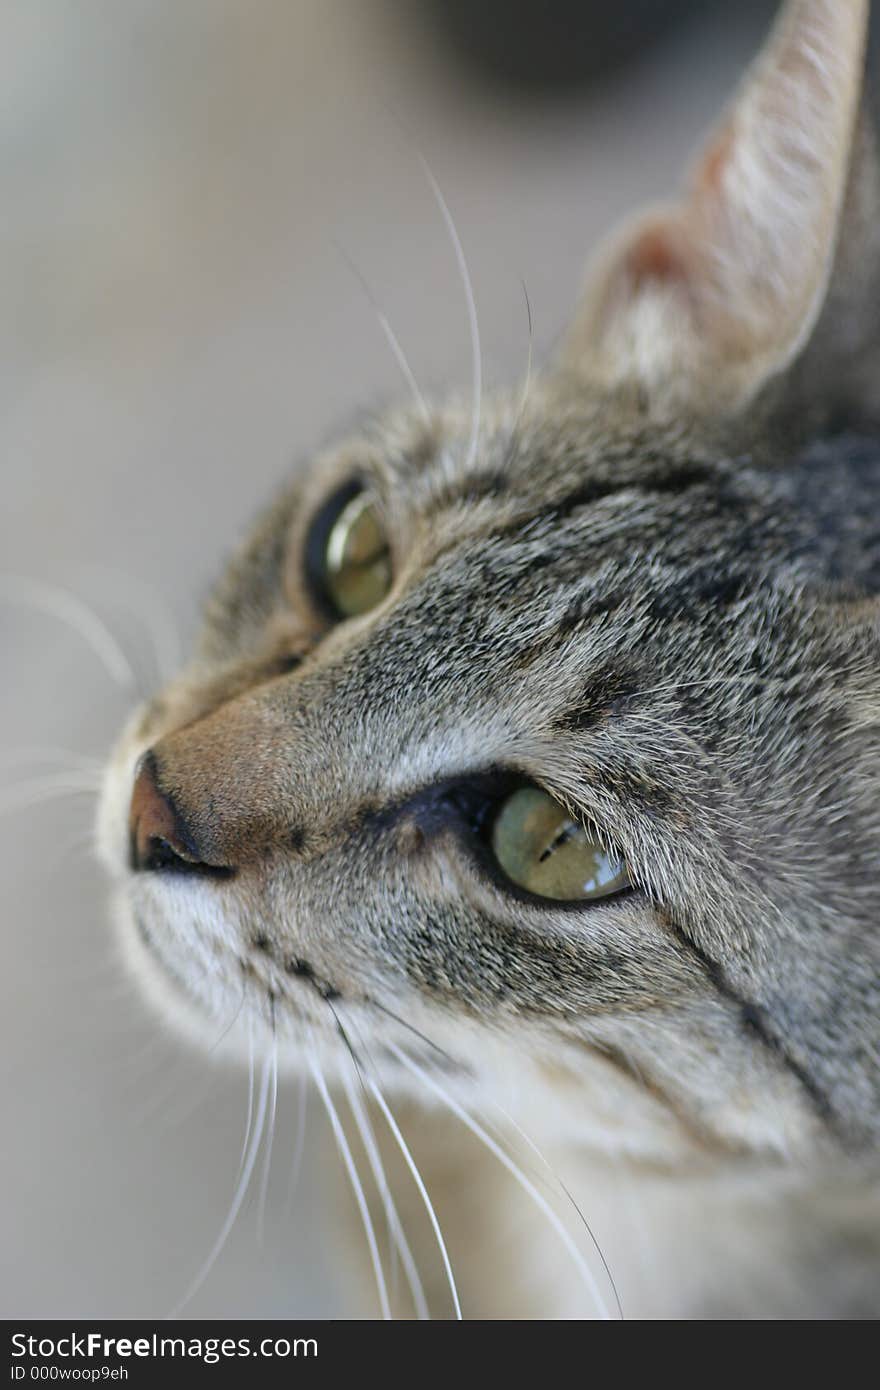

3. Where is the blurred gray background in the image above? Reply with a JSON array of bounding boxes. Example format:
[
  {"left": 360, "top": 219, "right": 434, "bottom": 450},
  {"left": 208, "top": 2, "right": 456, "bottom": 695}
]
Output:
[{"left": 0, "top": 0, "right": 807, "bottom": 1318}]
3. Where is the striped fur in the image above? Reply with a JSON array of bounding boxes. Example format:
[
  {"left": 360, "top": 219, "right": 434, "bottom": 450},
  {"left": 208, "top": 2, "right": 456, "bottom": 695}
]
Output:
[{"left": 99, "top": 1, "right": 880, "bottom": 1316}]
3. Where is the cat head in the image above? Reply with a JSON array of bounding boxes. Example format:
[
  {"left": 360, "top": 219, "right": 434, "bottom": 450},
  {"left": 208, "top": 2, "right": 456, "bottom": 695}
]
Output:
[{"left": 99, "top": 0, "right": 880, "bottom": 1163}]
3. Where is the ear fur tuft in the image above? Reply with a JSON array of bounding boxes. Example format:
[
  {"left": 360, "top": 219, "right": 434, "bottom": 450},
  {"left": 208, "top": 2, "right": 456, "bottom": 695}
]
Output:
[{"left": 562, "top": 0, "right": 874, "bottom": 421}]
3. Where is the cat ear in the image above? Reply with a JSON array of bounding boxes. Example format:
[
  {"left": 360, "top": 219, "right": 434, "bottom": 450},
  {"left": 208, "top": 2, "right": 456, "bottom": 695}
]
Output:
[{"left": 561, "top": 0, "right": 872, "bottom": 416}]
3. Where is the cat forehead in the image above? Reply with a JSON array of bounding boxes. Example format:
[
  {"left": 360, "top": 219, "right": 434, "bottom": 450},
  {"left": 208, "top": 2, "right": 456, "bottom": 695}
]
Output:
[
  {"left": 281, "top": 388, "right": 739, "bottom": 598},
  {"left": 199, "top": 384, "right": 803, "bottom": 680},
  {"left": 198, "top": 391, "right": 732, "bottom": 658},
  {"left": 359, "top": 386, "right": 714, "bottom": 506},
  {"left": 203, "top": 373, "right": 880, "bottom": 708}
]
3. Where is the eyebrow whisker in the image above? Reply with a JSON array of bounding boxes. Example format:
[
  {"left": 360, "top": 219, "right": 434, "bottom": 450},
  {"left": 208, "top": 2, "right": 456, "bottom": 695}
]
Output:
[
  {"left": 418, "top": 153, "right": 482, "bottom": 472},
  {"left": 333, "top": 239, "right": 431, "bottom": 427}
]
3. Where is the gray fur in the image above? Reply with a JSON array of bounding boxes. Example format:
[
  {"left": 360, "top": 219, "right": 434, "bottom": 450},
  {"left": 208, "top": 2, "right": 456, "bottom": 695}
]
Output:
[{"left": 99, "top": 0, "right": 880, "bottom": 1317}]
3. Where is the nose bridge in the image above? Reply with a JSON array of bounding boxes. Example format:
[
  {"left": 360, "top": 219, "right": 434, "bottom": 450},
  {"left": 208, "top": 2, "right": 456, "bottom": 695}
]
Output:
[
  {"left": 148, "top": 682, "right": 303, "bottom": 866},
  {"left": 139, "top": 565, "right": 500, "bottom": 868}
]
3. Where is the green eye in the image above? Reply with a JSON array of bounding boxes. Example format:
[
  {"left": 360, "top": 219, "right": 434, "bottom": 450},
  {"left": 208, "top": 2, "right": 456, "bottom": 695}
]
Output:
[
  {"left": 491, "top": 786, "right": 630, "bottom": 902},
  {"left": 321, "top": 489, "right": 392, "bottom": 618}
]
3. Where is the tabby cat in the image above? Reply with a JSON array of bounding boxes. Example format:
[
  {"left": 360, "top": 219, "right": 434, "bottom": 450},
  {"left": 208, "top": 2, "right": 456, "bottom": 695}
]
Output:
[{"left": 99, "top": 0, "right": 880, "bottom": 1318}]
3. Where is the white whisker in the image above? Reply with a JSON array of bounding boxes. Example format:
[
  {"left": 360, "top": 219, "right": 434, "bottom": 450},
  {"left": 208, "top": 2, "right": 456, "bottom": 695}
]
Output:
[
  {"left": 256, "top": 1036, "right": 279, "bottom": 1246},
  {"left": 388, "top": 1042, "right": 612, "bottom": 1320},
  {"left": 0, "top": 575, "right": 137, "bottom": 690},
  {"left": 366, "top": 1069, "right": 462, "bottom": 1320},
  {"left": 334, "top": 241, "right": 431, "bottom": 426},
  {"left": 282, "top": 1069, "right": 309, "bottom": 1224},
  {"left": 628, "top": 669, "right": 795, "bottom": 701},
  {"left": 79, "top": 565, "right": 182, "bottom": 683},
  {"left": 126, "top": 1066, "right": 190, "bottom": 1130},
  {"left": 488, "top": 1105, "right": 623, "bottom": 1319},
  {"left": 339, "top": 1060, "right": 429, "bottom": 1320},
  {"left": 308, "top": 1049, "right": 391, "bottom": 1320},
  {"left": 151, "top": 1065, "right": 221, "bottom": 1138},
  {"left": 236, "top": 1021, "right": 256, "bottom": 1183},
  {"left": 168, "top": 1048, "right": 273, "bottom": 1318},
  {"left": 55, "top": 826, "right": 101, "bottom": 866},
  {"left": 207, "top": 981, "right": 247, "bottom": 1056},
  {"left": 418, "top": 155, "right": 482, "bottom": 470},
  {"left": 0, "top": 773, "right": 102, "bottom": 818},
  {"left": 0, "top": 746, "right": 103, "bottom": 773}
]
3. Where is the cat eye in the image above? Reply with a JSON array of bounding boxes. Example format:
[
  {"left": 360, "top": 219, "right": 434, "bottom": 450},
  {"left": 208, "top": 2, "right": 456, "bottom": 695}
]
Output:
[
  {"left": 490, "top": 786, "right": 630, "bottom": 902},
  {"left": 309, "top": 485, "right": 392, "bottom": 619}
]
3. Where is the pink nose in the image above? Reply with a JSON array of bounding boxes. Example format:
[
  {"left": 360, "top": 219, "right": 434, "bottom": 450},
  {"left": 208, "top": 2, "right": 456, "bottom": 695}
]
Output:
[{"left": 128, "top": 753, "right": 204, "bottom": 872}]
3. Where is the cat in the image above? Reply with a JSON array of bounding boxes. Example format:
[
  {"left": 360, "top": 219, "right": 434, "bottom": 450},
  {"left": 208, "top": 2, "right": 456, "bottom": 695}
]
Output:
[{"left": 98, "top": 0, "right": 880, "bottom": 1318}]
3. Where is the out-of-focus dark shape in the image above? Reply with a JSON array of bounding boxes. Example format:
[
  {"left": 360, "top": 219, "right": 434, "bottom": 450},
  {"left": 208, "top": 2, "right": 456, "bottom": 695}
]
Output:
[
  {"left": 412, "top": 0, "right": 776, "bottom": 96},
  {"left": 411, "top": 0, "right": 880, "bottom": 106}
]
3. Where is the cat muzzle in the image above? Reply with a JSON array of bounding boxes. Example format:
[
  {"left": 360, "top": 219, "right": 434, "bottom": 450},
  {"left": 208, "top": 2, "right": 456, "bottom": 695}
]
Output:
[{"left": 128, "top": 751, "right": 233, "bottom": 878}]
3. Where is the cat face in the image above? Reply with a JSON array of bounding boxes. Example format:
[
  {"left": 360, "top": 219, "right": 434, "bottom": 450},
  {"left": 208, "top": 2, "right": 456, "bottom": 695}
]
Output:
[{"left": 98, "top": 0, "right": 880, "bottom": 1160}]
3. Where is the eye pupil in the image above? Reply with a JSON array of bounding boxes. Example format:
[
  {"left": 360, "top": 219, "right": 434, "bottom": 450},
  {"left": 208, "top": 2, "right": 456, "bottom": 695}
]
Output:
[
  {"left": 321, "top": 489, "right": 392, "bottom": 618},
  {"left": 491, "top": 786, "right": 629, "bottom": 903}
]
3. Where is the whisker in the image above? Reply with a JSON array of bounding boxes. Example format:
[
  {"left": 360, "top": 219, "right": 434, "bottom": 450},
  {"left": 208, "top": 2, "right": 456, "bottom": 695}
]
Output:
[
  {"left": 79, "top": 565, "right": 182, "bottom": 684},
  {"left": 55, "top": 826, "right": 101, "bottom": 866},
  {"left": 335, "top": 1036, "right": 429, "bottom": 1320},
  {"left": 236, "top": 1021, "right": 256, "bottom": 1183},
  {"left": 375, "top": 1016, "right": 622, "bottom": 1317},
  {"left": 308, "top": 1046, "right": 391, "bottom": 1320},
  {"left": 333, "top": 240, "right": 431, "bottom": 426},
  {"left": 0, "top": 575, "right": 137, "bottom": 691},
  {"left": 0, "top": 746, "right": 104, "bottom": 774},
  {"left": 1, "top": 772, "right": 103, "bottom": 794},
  {"left": 366, "top": 1069, "right": 462, "bottom": 1321},
  {"left": 282, "top": 1069, "right": 309, "bottom": 1224},
  {"left": 208, "top": 977, "right": 247, "bottom": 1056},
  {"left": 369, "top": 998, "right": 457, "bottom": 1066},
  {"left": 150, "top": 1064, "right": 223, "bottom": 1139},
  {"left": 418, "top": 154, "right": 482, "bottom": 470},
  {"left": 375, "top": 1030, "right": 622, "bottom": 1320},
  {"left": 388, "top": 1042, "right": 614, "bottom": 1320},
  {"left": 256, "top": 1031, "right": 279, "bottom": 1247},
  {"left": 131, "top": 996, "right": 246, "bottom": 1131},
  {"left": 168, "top": 1047, "right": 273, "bottom": 1318},
  {"left": 489, "top": 1107, "right": 624, "bottom": 1320},
  {"left": 625, "top": 668, "right": 808, "bottom": 702},
  {"left": 340, "top": 1070, "right": 428, "bottom": 1320},
  {"left": 128, "top": 1052, "right": 203, "bottom": 1130},
  {"left": 0, "top": 774, "right": 102, "bottom": 818}
]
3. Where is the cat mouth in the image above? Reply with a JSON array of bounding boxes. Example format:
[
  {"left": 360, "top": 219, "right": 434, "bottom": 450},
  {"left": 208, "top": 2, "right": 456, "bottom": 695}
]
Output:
[
  {"left": 132, "top": 903, "right": 467, "bottom": 1083},
  {"left": 130, "top": 897, "right": 354, "bottom": 1045}
]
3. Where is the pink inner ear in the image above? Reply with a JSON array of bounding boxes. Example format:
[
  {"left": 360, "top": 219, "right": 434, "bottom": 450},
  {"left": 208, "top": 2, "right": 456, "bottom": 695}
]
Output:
[
  {"left": 696, "top": 123, "right": 735, "bottom": 199},
  {"left": 624, "top": 223, "right": 689, "bottom": 291}
]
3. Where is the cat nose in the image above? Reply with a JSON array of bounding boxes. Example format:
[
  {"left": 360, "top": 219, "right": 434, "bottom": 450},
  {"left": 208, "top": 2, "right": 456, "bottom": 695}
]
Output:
[{"left": 128, "top": 752, "right": 227, "bottom": 875}]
